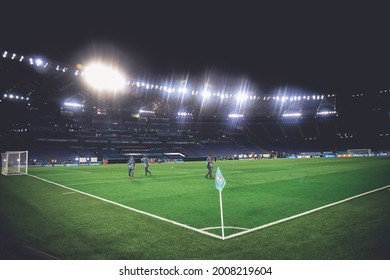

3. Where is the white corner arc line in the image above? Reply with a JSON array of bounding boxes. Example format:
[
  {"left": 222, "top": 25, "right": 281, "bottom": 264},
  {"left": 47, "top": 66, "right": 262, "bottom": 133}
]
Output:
[
  {"left": 202, "top": 226, "right": 249, "bottom": 231},
  {"left": 224, "top": 184, "right": 390, "bottom": 240},
  {"left": 27, "top": 174, "right": 223, "bottom": 240}
]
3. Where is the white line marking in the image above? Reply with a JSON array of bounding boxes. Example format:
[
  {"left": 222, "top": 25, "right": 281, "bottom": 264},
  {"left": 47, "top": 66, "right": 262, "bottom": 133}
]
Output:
[
  {"left": 202, "top": 226, "right": 249, "bottom": 231},
  {"left": 53, "top": 169, "right": 92, "bottom": 174},
  {"left": 26, "top": 174, "right": 390, "bottom": 241},
  {"left": 224, "top": 184, "right": 390, "bottom": 240},
  {"left": 22, "top": 245, "right": 60, "bottom": 260},
  {"left": 27, "top": 174, "right": 223, "bottom": 240},
  {"left": 68, "top": 179, "right": 130, "bottom": 186},
  {"left": 37, "top": 172, "right": 91, "bottom": 177}
]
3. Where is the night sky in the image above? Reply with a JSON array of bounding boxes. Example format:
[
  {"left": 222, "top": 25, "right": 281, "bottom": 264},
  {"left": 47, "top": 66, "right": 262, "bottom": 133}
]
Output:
[{"left": 2, "top": 1, "right": 389, "bottom": 96}]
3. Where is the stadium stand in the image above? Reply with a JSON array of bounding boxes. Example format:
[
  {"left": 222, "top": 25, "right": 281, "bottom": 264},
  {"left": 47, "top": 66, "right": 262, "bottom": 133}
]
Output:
[{"left": 0, "top": 52, "right": 389, "bottom": 164}]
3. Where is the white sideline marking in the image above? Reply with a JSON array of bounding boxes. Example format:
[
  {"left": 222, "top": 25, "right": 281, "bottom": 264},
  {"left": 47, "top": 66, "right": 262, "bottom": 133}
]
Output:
[
  {"left": 62, "top": 192, "right": 76, "bottom": 195},
  {"left": 27, "top": 174, "right": 223, "bottom": 240},
  {"left": 224, "top": 184, "right": 390, "bottom": 240}
]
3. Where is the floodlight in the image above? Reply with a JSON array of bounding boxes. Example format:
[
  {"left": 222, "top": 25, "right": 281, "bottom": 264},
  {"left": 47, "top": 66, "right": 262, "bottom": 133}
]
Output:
[
  {"left": 83, "top": 63, "right": 126, "bottom": 91},
  {"left": 178, "top": 87, "right": 187, "bottom": 94},
  {"left": 35, "top": 59, "right": 43, "bottom": 66},
  {"left": 139, "top": 109, "right": 154, "bottom": 114},
  {"left": 2, "top": 51, "right": 7, "bottom": 58},
  {"left": 236, "top": 93, "right": 248, "bottom": 103},
  {"left": 178, "top": 112, "right": 191, "bottom": 116},
  {"left": 282, "top": 112, "right": 301, "bottom": 117},
  {"left": 317, "top": 111, "right": 337, "bottom": 115},
  {"left": 64, "top": 102, "right": 83, "bottom": 108},
  {"left": 229, "top": 113, "right": 244, "bottom": 118},
  {"left": 202, "top": 90, "right": 210, "bottom": 98}
]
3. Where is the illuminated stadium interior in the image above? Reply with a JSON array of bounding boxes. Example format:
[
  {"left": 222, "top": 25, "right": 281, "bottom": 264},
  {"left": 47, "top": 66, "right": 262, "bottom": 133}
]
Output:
[{"left": 0, "top": 50, "right": 389, "bottom": 164}]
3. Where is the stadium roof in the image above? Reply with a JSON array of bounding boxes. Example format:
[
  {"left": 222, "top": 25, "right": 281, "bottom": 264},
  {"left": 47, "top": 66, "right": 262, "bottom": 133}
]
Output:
[{"left": 1, "top": 1, "right": 389, "bottom": 119}]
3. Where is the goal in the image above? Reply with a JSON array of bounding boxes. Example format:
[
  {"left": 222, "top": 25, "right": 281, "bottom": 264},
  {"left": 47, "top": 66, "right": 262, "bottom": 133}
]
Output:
[
  {"left": 346, "top": 148, "right": 371, "bottom": 157},
  {"left": 1, "top": 151, "right": 28, "bottom": 175}
]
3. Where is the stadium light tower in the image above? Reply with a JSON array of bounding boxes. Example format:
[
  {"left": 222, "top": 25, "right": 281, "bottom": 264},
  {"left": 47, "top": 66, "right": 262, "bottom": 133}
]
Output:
[{"left": 83, "top": 63, "right": 126, "bottom": 92}]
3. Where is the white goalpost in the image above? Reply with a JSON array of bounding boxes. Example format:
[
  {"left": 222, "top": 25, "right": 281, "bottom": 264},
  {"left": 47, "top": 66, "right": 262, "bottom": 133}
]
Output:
[
  {"left": 347, "top": 148, "right": 372, "bottom": 157},
  {"left": 1, "top": 151, "right": 28, "bottom": 176}
]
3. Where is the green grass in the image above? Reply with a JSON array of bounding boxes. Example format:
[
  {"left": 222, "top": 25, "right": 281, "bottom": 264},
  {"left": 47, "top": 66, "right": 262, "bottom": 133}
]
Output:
[{"left": 0, "top": 157, "right": 389, "bottom": 259}]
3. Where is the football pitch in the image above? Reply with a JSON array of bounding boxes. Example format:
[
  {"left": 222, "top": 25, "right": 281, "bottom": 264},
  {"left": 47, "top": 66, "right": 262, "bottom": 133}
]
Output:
[{"left": 0, "top": 157, "right": 389, "bottom": 259}]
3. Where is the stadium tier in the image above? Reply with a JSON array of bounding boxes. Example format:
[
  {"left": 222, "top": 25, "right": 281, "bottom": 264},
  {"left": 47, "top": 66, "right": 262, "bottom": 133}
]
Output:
[{"left": 0, "top": 51, "right": 389, "bottom": 163}]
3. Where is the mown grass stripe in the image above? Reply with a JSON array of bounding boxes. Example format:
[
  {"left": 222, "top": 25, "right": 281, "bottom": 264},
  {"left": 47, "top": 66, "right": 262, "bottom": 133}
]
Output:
[
  {"left": 27, "top": 174, "right": 223, "bottom": 240},
  {"left": 225, "top": 185, "right": 390, "bottom": 240}
]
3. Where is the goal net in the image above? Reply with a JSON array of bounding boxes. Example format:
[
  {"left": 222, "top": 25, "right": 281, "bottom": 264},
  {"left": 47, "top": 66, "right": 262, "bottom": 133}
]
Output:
[
  {"left": 347, "top": 148, "right": 371, "bottom": 157},
  {"left": 1, "top": 151, "right": 28, "bottom": 176}
]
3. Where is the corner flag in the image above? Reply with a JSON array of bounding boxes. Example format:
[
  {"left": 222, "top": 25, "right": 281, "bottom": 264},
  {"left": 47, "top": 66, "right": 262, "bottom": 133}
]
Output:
[
  {"left": 215, "top": 166, "right": 226, "bottom": 239},
  {"left": 215, "top": 167, "right": 226, "bottom": 191}
]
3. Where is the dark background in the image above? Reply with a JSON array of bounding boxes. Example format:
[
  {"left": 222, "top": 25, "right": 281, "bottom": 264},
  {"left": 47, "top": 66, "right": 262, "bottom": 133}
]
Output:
[{"left": 2, "top": 1, "right": 389, "bottom": 97}]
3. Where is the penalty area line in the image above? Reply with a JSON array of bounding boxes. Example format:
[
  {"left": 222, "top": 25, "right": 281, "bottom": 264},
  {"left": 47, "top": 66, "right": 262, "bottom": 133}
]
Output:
[
  {"left": 224, "top": 184, "right": 390, "bottom": 240},
  {"left": 27, "top": 174, "right": 223, "bottom": 240}
]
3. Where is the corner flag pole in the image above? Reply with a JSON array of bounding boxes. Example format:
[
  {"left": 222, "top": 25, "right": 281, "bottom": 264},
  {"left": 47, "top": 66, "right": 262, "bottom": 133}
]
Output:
[
  {"left": 215, "top": 166, "right": 226, "bottom": 240},
  {"left": 219, "top": 189, "right": 225, "bottom": 240}
]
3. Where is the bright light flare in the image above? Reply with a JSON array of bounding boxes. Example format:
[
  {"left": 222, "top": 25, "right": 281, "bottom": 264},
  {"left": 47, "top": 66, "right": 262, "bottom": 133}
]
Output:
[
  {"left": 228, "top": 113, "right": 244, "bottom": 118},
  {"left": 282, "top": 112, "right": 302, "bottom": 117},
  {"left": 236, "top": 92, "right": 249, "bottom": 103},
  {"left": 83, "top": 63, "right": 126, "bottom": 92}
]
